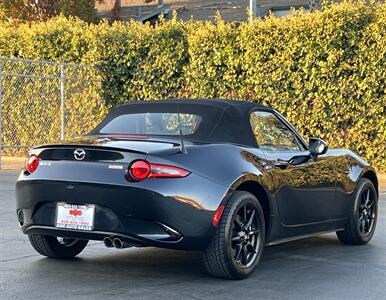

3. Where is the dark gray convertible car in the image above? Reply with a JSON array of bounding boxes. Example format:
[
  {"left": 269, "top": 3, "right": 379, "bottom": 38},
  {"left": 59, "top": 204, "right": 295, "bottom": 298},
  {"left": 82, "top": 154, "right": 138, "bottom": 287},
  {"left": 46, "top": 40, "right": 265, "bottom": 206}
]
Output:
[{"left": 16, "top": 99, "right": 379, "bottom": 279}]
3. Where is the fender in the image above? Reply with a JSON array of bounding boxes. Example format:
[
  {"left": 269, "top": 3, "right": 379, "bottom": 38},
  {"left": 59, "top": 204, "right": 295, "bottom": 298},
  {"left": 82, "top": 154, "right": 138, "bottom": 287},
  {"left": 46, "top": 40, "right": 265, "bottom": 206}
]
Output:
[
  {"left": 219, "top": 172, "right": 278, "bottom": 242},
  {"left": 340, "top": 150, "right": 378, "bottom": 195}
]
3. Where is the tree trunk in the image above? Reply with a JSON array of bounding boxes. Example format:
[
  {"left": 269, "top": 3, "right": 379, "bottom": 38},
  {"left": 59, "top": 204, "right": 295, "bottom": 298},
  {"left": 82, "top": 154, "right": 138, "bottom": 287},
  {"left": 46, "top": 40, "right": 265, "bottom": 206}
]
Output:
[{"left": 112, "top": 0, "right": 121, "bottom": 21}]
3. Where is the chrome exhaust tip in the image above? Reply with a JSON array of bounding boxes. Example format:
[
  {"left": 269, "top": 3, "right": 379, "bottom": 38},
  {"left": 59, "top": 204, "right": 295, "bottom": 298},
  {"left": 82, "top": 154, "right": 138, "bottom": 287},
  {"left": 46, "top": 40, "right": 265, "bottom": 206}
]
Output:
[
  {"left": 103, "top": 237, "right": 114, "bottom": 248},
  {"left": 112, "top": 238, "right": 123, "bottom": 249},
  {"left": 112, "top": 238, "right": 132, "bottom": 249}
]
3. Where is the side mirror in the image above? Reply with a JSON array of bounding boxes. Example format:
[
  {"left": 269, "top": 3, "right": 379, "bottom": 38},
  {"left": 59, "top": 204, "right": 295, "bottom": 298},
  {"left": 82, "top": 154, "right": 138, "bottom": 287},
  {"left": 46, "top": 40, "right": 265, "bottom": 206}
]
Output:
[{"left": 309, "top": 137, "right": 328, "bottom": 157}]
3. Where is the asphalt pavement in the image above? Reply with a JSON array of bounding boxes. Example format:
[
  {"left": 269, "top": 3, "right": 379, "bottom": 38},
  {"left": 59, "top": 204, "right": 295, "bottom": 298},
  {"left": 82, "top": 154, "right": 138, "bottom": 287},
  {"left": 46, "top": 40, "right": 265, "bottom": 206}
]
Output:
[{"left": 1, "top": 170, "right": 385, "bottom": 300}]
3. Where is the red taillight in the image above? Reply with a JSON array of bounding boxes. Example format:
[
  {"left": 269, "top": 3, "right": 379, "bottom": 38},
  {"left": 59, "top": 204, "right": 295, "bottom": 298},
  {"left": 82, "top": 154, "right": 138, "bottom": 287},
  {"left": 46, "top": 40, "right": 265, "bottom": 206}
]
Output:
[
  {"left": 129, "top": 160, "right": 152, "bottom": 181},
  {"left": 127, "top": 160, "right": 190, "bottom": 181},
  {"left": 212, "top": 205, "right": 225, "bottom": 227},
  {"left": 25, "top": 155, "right": 40, "bottom": 174}
]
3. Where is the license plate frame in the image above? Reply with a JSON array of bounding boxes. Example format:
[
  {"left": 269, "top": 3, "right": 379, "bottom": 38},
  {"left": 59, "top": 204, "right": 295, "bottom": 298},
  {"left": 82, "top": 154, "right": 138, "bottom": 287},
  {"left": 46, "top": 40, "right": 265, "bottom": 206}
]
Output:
[{"left": 55, "top": 203, "right": 95, "bottom": 231}]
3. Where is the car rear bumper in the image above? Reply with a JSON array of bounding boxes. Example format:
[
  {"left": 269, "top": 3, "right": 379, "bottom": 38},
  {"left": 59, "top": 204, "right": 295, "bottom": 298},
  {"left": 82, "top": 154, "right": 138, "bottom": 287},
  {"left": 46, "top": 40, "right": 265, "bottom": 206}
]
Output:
[
  {"left": 23, "top": 225, "right": 182, "bottom": 248},
  {"left": 16, "top": 175, "right": 228, "bottom": 251}
]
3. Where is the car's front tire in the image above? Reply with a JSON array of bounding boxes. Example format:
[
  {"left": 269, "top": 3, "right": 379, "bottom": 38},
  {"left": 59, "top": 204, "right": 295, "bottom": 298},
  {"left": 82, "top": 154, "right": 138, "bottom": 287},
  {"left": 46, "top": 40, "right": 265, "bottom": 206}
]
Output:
[
  {"left": 203, "top": 191, "right": 265, "bottom": 279},
  {"left": 28, "top": 234, "right": 88, "bottom": 258},
  {"left": 337, "top": 178, "right": 378, "bottom": 245}
]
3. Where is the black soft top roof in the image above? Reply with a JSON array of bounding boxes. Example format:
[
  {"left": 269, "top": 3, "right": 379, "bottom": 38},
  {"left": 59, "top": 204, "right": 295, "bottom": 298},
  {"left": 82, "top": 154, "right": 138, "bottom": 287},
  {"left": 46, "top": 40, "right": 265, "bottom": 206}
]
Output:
[{"left": 91, "top": 99, "right": 270, "bottom": 147}]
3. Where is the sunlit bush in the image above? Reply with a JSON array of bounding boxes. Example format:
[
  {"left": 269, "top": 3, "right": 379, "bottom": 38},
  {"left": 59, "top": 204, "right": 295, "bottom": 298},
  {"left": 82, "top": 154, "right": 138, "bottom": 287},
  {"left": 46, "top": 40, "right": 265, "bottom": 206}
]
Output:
[{"left": 0, "top": 1, "right": 384, "bottom": 171}]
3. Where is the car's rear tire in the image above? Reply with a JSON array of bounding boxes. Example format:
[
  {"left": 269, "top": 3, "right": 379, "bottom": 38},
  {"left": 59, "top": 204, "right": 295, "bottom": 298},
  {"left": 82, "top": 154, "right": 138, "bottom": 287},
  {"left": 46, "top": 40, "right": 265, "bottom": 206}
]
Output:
[
  {"left": 336, "top": 178, "right": 378, "bottom": 245},
  {"left": 28, "top": 234, "right": 88, "bottom": 258},
  {"left": 203, "top": 191, "right": 265, "bottom": 279}
]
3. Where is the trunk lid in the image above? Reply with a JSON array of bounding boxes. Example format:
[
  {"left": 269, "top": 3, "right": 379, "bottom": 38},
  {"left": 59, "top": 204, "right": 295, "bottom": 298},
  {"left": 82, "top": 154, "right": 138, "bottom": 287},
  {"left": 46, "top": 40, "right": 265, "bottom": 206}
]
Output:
[
  {"left": 23, "top": 135, "right": 197, "bottom": 184},
  {"left": 32, "top": 135, "right": 184, "bottom": 163}
]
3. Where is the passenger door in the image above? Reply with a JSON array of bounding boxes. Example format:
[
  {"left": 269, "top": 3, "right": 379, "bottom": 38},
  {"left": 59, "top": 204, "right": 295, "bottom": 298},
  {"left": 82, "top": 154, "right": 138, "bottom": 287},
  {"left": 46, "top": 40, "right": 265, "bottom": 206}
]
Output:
[{"left": 250, "top": 110, "right": 337, "bottom": 226}]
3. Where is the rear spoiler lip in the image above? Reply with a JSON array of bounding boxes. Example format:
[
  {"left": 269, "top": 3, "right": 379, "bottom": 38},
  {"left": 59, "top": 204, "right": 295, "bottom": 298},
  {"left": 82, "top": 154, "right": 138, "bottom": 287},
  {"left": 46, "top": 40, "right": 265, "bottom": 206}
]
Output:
[
  {"left": 31, "top": 144, "right": 147, "bottom": 155},
  {"left": 30, "top": 136, "right": 189, "bottom": 156}
]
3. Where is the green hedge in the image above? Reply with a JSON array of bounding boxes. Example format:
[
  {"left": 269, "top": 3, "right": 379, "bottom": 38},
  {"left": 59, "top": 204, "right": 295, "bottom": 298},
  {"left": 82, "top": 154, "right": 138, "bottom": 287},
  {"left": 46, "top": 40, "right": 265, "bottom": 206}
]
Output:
[{"left": 0, "top": 1, "right": 385, "bottom": 172}]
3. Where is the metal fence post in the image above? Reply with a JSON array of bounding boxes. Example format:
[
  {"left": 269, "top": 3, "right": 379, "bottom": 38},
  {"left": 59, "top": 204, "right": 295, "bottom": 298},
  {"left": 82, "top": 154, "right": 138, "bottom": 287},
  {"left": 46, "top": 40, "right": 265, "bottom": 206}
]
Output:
[
  {"left": 60, "top": 64, "right": 65, "bottom": 141},
  {"left": 249, "top": 0, "right": 261, "bottom": 21},
  {"left": 0, "top": 63, "right": 3, "bottom": 170}
]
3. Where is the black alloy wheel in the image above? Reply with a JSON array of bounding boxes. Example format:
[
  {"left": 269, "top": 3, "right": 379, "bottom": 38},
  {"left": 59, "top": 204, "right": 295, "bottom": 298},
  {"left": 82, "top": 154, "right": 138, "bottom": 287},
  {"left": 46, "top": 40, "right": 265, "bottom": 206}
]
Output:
[
  {"left": 231, "top": 203, "right": 262, "bottom": 268},
  {"left": 204, "top": 191, "right": 265, "bottom": 279},
  {"left": 337, "top": 178, "right": 378, "bottom": 245},
  {"left": 357, "top": 187, "right": 376, "bottom": 236}
]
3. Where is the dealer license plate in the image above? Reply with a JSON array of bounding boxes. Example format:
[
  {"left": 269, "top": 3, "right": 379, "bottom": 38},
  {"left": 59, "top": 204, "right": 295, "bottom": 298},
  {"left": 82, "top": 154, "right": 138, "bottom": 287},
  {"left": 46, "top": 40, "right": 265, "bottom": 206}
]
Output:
[{"left": 56, "top": 203, "right": 95, "bottom": 231}]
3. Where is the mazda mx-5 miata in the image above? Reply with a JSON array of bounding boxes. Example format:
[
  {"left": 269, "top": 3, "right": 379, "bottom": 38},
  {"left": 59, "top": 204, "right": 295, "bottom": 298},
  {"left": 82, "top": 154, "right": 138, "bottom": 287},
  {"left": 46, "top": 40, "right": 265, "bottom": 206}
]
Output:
[{"left": 16, "top": 99, "right": 379, "bottom": 279}]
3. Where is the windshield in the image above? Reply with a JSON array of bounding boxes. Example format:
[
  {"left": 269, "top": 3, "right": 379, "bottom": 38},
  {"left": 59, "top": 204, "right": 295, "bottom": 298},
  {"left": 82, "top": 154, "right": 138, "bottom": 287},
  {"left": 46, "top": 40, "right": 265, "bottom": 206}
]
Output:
[{"left": 99, "top": 113, "right": 202, "bottom": 136}]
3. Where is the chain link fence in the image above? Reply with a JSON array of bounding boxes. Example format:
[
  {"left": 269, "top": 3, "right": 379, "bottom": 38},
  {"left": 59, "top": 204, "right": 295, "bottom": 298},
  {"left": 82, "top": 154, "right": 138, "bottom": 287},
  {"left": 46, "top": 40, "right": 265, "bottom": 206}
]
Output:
[{"left": 0, "top": 57, "right": 107, "bottom": 169}]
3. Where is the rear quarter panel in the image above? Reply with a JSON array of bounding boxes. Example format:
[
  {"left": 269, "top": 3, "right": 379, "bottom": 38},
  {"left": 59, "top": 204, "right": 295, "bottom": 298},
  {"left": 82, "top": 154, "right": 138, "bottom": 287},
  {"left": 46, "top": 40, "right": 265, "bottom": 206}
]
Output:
[{"left": 148, "top": 144, "right": 276, "bottom": 212}]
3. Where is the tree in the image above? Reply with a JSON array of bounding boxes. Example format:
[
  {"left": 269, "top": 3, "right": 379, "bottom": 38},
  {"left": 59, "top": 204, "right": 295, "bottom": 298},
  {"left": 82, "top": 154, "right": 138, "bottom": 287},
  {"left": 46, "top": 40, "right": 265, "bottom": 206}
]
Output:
[
  {"left": 0, "top": 0, "right": 57, "bottom": 22},
  {"left": 0, "top": 0, "right": 103, "bottom": 23}
]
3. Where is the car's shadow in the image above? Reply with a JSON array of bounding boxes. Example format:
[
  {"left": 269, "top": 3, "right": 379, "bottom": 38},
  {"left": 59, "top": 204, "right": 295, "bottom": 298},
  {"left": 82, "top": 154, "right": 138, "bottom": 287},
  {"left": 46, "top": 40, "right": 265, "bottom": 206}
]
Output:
[{"left": 29, "top": 233, "right": 378, "bottom": 289}]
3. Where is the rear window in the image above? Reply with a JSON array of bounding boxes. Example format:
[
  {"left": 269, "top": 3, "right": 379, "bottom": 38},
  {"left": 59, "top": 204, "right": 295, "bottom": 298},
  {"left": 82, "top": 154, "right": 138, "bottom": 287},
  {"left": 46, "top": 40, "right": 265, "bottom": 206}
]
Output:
[{"left": 99, "top": 113, "right": 202, "bottom": 136}]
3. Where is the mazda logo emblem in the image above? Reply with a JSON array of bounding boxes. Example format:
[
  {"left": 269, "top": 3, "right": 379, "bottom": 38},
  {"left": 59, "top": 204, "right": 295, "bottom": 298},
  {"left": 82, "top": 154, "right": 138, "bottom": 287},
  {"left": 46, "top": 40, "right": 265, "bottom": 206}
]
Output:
[{"left": 74, "top": 149, "right": 86, "bottom": 161}]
